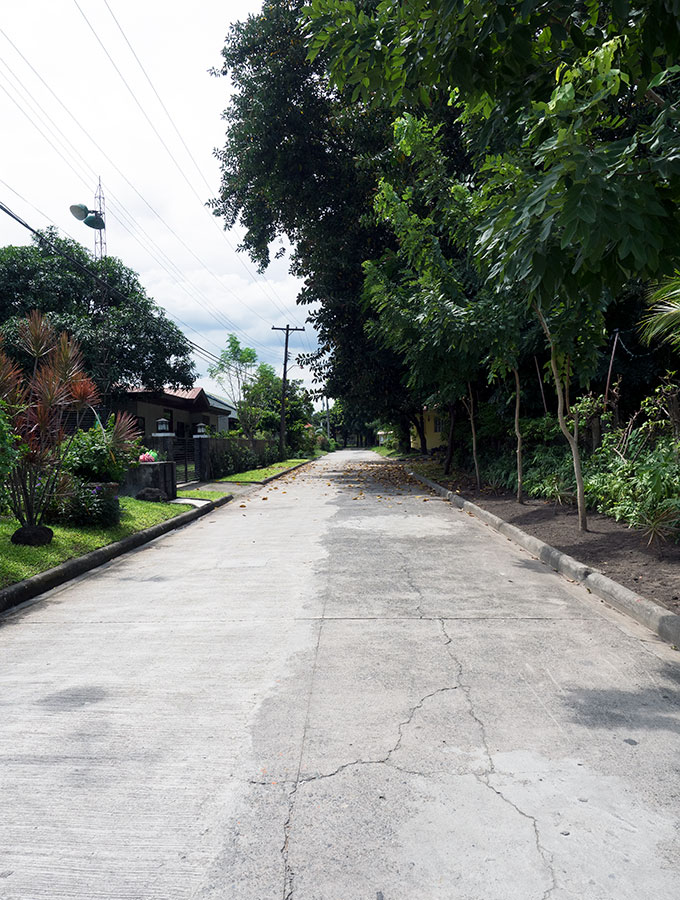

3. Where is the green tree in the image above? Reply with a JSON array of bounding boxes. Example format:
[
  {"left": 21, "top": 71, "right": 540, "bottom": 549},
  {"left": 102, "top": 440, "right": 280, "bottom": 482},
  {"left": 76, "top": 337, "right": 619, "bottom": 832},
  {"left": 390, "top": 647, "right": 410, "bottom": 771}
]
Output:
[
  {"left": 306, "top": 0, "right": 680, "bottom": 530},
  {"left": 211, "top": 0, "right": 424, "bottom": 436},
  {"left": 208, "top": 335, "right": 266, "bottom": 448},
  {"left": 0, "top": 231, "right": 195, "bottom": 399}
]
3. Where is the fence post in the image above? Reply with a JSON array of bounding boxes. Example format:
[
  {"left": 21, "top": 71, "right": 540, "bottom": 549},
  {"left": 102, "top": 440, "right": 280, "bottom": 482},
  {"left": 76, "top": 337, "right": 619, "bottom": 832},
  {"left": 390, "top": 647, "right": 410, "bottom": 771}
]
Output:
[{"left": 194, "top": 434, "right": 211, "bottom": 482}]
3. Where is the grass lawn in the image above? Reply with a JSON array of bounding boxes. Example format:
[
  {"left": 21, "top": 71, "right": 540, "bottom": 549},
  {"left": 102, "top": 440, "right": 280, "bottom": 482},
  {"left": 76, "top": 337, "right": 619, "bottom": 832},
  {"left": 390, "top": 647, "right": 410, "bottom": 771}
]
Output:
[
  {"left": 0, "top": 497, "right": 194, "bottom": 590},
  {"left": 369, "top": 445, "right": 406, "bottom": 459},
  {"left": 218, "top": 458, "right": 309, "bottom": 483},
  {"left": 176, "top": 489, "right": 232, "bottom": 501}
]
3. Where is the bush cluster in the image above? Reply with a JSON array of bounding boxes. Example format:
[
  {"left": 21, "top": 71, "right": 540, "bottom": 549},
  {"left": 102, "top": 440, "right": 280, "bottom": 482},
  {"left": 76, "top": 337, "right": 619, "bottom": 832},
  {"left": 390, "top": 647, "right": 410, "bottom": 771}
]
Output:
[
  {"left": 208, "top": 436, "right": 283, "bottom": 478},
  {"left": 66, "top": 417, "right": 141, "bottom": 483},
  {"left": 454, "top": 386, "right": 680, "bottom": 540},
  {"left": 45, "top": 478, "right": 121, "bottom": 528}
]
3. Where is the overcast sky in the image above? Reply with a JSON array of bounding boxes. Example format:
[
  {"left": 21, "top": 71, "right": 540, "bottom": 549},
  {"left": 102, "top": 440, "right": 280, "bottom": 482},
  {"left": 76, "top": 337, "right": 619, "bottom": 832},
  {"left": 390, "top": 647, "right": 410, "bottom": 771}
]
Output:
[{"left": 0, "top": 0, "right": 320, "bottom": 399}]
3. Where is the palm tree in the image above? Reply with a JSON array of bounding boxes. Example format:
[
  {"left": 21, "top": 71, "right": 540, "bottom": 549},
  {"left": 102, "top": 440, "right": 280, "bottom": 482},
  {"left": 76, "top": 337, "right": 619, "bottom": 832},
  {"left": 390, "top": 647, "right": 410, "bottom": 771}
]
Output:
[{"left": 640, "top": 276, "right": 680, "bottom": 352}]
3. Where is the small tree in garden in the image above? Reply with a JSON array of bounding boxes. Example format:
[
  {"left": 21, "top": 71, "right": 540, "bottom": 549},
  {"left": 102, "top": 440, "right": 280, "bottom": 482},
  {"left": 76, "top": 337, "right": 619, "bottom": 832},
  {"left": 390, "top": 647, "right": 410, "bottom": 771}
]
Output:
[
  {"left": 0, "top": 311, "right": 100, "bottom": 545},
  {"left": 0, "top": 400, "right": 17, "bottom": 484}
]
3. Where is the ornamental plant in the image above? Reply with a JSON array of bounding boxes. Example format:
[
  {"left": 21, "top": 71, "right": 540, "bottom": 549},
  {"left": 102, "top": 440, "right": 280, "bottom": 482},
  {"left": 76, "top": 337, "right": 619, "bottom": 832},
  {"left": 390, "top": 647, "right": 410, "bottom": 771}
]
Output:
[
  {"left": 0, "top": 311, "right": 100, "bottom": 545},
  {"left": 66, "top": 413, "right": 141, "bottom": 483}
]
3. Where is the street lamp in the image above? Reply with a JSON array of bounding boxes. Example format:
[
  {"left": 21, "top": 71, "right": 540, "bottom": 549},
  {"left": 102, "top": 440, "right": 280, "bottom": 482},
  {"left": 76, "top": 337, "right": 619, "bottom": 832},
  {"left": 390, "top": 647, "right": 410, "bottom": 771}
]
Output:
[
  {"left": 70, "top": 177, "right": 106, "bottom": 259},
  {"left": 69, "top": 203, "right": 105, "bottom": 230}
]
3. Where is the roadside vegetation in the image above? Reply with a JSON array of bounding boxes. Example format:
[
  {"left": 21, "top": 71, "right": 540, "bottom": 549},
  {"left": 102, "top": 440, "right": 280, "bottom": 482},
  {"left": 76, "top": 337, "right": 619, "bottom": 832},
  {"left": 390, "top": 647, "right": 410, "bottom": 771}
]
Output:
[
  {"left": 218, "top": 458, "right": 309, "bottom": 483},
  {"left": 0, "top": 497, "right": 193, "bottom": 589},
  {"left": 213, "top": 0, "right": 680, "bottom": 539},
  {"left": 176, "top": 489, "right": 232, "bottom": 501}
]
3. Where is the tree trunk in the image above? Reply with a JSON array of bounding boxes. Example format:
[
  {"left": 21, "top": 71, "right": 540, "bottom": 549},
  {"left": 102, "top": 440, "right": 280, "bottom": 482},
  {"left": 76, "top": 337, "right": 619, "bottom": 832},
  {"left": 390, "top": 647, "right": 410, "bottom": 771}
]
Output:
[
  {"left": 443, "top": 403, "right": 456, "bottom": 475},
  {"left": 513, "top": 368, "right": 523, "bottom": 503},
  {"left": 536, "top": 308, "right": 588, "bottom": 531},
  {"left": 397, "top": 415, "right": 411, "bottom": 454},
  {"left": 534, "top": 355, "right": 549, "bottom": 415},
  {"left": 591, "top": 416, "right": 602, "bottom": 452},
  {"left": 412, "top": 414, "right": 428, "bottom": 455},
  {"left": 463, "top": 383, "right": 481, "bottom": 491}
]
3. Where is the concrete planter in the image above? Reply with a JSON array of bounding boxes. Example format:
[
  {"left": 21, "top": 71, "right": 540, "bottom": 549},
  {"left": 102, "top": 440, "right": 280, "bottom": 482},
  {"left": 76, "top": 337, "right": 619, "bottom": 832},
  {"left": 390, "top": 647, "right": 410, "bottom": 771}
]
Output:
[{"left": 119, "top": 461, "right": 177, "bottom": 500}]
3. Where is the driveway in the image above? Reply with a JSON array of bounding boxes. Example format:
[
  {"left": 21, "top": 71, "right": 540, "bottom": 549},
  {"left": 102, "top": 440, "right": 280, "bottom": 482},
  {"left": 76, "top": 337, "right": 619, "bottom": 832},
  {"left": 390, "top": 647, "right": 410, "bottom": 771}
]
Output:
[{"left": 1, "top": 449, "right": 679, "bottom": 899}]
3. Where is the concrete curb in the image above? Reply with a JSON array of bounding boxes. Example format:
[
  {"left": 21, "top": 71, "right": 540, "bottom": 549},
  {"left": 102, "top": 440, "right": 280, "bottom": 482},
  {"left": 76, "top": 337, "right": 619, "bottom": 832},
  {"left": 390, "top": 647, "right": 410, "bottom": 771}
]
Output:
[
  {"left": 409, "top": 470, "right": 680, "bottom": 647},
  {"left": 262, "top": 458, "right": 316, "bottom": 483},
  {"left": 221, "top": 456, "right": 317, "bottom": 486},
  {"left": 0, "top": 494, "right": 233, "bottom": 617}
]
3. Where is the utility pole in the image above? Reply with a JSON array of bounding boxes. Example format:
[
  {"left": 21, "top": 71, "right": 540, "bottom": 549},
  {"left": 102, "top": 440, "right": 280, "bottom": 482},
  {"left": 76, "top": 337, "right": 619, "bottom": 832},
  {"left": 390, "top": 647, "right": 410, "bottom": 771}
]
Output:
[
  {"left": 272, "top": 324, "right": 305, "bottom": 457},
  {"left": 325, "top": 395, "right": 331, "bottom": 440}
]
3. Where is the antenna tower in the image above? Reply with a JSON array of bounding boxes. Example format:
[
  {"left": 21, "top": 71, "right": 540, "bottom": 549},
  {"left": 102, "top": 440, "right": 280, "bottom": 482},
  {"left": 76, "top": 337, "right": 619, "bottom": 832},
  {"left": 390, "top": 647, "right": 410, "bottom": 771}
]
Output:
[{"left": 93, "top": 177, "right": 106, "bottom": 259}]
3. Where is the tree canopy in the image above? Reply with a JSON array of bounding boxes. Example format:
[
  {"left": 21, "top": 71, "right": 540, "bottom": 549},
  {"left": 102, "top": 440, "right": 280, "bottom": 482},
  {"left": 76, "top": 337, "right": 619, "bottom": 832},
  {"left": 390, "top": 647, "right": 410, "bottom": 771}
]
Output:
[
  {"left": 0, "top": 230, "right": 195, "bottom": 398},
  {"left": 211, "top": 0, "right": 427, "bottom": 436}
]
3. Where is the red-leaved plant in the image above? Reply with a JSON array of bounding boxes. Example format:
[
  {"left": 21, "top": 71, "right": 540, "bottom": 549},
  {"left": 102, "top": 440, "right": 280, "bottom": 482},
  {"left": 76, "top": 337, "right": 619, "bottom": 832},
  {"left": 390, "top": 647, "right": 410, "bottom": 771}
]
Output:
[{"left": 0, "top": 311, "right": 100, "bottom": 544}]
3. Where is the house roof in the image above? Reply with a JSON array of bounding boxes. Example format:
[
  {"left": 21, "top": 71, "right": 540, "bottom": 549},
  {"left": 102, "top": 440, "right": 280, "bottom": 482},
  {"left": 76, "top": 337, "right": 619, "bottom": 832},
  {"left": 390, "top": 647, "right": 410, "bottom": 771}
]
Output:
[{"left": 125, "top": 386, "right": 234, "bottom": 415}]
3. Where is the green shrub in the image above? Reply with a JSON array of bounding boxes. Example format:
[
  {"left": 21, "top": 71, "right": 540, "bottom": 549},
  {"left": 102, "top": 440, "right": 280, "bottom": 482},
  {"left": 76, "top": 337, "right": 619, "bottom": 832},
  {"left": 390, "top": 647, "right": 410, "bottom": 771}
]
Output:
[
  {"left": 45, "top": 478, "right": 121, "bottom": 527},
  {"left": 66, "top": 414, "right": 141, "bottom": 483},
  {"left": 584, "top": 433, "right": 680, "bottom": 527}
]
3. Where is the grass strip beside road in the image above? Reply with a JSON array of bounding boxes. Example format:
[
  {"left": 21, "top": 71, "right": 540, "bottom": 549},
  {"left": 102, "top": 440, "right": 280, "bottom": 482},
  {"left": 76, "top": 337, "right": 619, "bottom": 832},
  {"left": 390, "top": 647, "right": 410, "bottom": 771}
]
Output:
[
  {"left": 218, "top": 458, "right": 309, "bottom": 483},
  {"left": 176, "top": 490, "right": 232, "bottom": 501},
  {"left": 368, "top": 446, "right": 407, "bottom": 459},
  {"left": 0, "top": 497, "right": 194, "bottom": 589}
]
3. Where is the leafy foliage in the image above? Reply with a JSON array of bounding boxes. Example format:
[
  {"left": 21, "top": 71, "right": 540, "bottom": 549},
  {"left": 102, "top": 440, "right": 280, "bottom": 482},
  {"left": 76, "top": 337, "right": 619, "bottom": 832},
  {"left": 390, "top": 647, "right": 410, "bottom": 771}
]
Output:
[
  {"left": 46, "top": 479, "right": 121, "bottom": 528},
  {"left": 0, "top": 231, "right": 195, "bottom": 397},
  {"left": 0, "top": 312, "right": 100, "bottom": 538},
  {"left": 211, "top": 0, "right": 424, "bottom": 433},
  {"left": 65, "top": 413, "right": 142, "bottom": 483}
]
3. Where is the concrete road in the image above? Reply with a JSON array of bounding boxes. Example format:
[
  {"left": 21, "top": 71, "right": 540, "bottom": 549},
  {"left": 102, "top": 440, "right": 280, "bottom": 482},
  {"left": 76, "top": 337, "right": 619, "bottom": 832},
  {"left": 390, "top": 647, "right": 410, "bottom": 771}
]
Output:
[{"left": 1, "top": 449, "right": 679, "bottom": 900}]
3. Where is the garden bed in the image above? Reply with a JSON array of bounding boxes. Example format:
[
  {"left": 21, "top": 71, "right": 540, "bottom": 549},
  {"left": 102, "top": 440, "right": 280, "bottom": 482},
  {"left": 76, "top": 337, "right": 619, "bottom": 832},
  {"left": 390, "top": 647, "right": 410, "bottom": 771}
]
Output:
[
  {"left": 0, "top": 497, "right": 194, "bottom": 590},
  {"left": 407, "top": 458, "right": 680, "bottom": 617}
]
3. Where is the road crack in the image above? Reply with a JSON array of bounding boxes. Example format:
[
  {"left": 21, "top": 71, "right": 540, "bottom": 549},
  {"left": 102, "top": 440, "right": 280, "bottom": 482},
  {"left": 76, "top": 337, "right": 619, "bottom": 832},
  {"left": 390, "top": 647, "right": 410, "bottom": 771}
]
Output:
[{"left": 439, "top": 619, "right": 557, "bottom": 898}]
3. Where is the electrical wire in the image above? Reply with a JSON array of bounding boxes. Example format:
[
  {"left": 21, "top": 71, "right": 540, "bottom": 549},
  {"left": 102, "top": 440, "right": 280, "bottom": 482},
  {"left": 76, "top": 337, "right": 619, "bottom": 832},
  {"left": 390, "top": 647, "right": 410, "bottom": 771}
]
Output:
[
  {"left": 0, "top": 27, "right": 290, "bottom": 356},
  {"left": 72, "top": 0, "right": 308, "bottom": 340},
  {"left": 101, "top": 0, "right": 308, "bottom": 335},
  {"left": 0, "top": 197, "right": 253, "bottom": 379},
  {"left": 0, "top": 73, "right": 266, "bottom": 358}
]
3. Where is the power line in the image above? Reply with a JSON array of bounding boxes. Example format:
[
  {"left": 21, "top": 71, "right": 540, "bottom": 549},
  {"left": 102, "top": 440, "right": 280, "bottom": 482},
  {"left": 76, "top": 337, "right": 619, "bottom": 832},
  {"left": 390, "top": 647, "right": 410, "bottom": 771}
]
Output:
[
  {"left": 0, "top": 74, "right": 275, "bottom": 357},
  {"left": 101, "top": 0, "right": 308, "bottom": 333},
  {"left": 0, "top": 27, "right": 288, "bottom": 356},
  {"left": 72, "top": 0, "right": 307, "bottom": 335}
]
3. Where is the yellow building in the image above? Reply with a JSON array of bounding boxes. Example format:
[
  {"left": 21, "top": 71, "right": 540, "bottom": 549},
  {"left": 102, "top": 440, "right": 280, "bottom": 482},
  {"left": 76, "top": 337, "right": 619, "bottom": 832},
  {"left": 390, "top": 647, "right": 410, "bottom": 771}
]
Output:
[{"left": 410, "top": 409, "right": 447, "bottom": 451}]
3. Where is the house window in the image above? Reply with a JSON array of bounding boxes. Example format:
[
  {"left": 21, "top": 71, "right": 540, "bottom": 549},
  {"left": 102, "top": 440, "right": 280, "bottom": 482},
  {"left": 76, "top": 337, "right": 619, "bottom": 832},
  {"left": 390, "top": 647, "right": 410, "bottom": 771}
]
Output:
[
  {"left": 136, "top": 416, "right": 145, "bottom": 436},
  {"left": 176, "top": 421, "right": 186, "bottom": 438}
]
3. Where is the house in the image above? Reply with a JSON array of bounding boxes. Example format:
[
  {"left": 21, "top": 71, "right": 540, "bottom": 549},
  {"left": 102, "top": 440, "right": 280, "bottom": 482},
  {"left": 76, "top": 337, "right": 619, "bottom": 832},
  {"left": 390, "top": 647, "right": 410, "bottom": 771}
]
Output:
[
  {"left": 410, "top": 409, "right": 447, "bottom": 451},
  {"left": 114, "top": 387, "right": 235, "bottom": 439}
]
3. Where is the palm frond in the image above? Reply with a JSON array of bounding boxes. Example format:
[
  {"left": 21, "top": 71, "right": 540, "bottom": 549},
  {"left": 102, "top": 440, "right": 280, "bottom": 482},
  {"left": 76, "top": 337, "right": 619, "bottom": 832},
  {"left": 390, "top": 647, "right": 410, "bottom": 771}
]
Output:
[{"left": 641, "top": 277, "right": 680, "bottom": 352}]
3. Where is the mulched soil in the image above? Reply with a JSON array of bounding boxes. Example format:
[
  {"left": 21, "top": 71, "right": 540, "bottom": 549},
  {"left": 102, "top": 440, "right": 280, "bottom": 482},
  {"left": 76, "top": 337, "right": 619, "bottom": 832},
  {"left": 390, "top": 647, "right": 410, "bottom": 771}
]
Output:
[{"left": 407, "top": 458, "right": 680, "bottom": 618}]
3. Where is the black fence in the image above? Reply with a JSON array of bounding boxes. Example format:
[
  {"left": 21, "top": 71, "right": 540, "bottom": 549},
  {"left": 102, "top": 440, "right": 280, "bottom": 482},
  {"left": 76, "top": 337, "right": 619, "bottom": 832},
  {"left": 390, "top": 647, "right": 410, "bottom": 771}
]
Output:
[{"left": 144, "top": 435, "right": 279, "bottom": 484}]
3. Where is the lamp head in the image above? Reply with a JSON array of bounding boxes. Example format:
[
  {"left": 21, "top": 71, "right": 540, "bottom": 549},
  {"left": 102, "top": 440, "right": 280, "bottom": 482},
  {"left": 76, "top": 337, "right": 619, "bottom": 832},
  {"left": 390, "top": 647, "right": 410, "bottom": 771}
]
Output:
[
  {"left": 69, "top": 203, "right": 89, "bottom": 221},
  {"left": 83, "top": 212, "right": 105, "bottom": 230}
]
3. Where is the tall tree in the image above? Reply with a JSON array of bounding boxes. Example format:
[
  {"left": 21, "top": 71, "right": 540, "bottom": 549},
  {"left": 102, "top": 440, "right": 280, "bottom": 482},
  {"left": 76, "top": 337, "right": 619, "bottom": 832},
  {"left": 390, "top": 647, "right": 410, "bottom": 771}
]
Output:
[
  {"left": 306, "top": 0, "right": 680, "bottom": 529},
  {"left": 211, "top": 0, "right": 422, "bottom": 432},
  {"left": 0, "top": 231, "right": 195, "bottom": 399}
]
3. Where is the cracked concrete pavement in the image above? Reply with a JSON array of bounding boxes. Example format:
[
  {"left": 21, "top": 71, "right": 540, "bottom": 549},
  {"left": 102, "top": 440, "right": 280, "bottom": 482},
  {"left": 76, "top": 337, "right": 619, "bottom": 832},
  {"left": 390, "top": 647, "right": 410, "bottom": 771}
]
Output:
[{"left": 1, "top": 449, "right": 680, "bottom": 899}]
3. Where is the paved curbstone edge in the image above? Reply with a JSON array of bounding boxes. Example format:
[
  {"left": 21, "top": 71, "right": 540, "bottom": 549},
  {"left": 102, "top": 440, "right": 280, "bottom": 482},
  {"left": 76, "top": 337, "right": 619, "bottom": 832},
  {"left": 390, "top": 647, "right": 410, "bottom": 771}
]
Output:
[
  {"left": 0, "top": 494, "right": 233, "bottom": 617},
  {"left": 409, "top": 470, "right": 680, "bottom": 647},
  {"left": 261, "top": 457, "right": 316, "bottom": 484}
]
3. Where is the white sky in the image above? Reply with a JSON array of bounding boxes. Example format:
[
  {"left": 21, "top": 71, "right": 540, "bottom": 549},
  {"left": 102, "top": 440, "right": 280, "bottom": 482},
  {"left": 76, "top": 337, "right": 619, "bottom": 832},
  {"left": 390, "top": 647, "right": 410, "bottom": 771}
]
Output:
[{"left": 0, "top": 0, "right": 320, "bottom": 399}]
